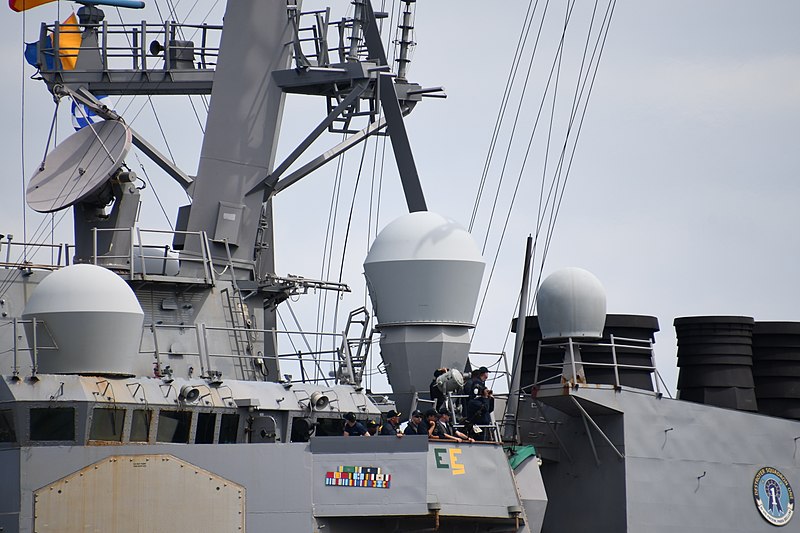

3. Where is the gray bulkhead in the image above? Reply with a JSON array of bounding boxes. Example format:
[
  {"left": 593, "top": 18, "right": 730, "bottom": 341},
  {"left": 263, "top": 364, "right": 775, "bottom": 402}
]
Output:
[{"left": 523, "top": 386, "right": 800, "bottom": 533}]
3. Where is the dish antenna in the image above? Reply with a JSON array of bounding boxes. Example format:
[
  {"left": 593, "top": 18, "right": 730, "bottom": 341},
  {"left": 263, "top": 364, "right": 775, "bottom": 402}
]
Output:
[{"left": 26, "top": 120, "right": 131, "bottom": 213}]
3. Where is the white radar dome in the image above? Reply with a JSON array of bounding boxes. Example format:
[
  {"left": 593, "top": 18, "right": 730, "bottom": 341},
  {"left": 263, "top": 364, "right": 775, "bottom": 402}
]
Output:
[
  {"left": 537, "top": 267, "right": 606, "bottom": 340},
  {"left": 22, "top": 264, "right": 145, "bottom": 376},
  {"left": 364, "top": 212, "right": 485, "bottom": 326}
]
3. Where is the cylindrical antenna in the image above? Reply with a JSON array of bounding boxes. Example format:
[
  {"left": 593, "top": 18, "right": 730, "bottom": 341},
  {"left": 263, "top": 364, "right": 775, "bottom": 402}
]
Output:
[
  {"left": 347, "top": 0, "right": 365, "bottom": 61},
  {"left": 396, "top": 0, "right": 416, "bottom": 81}
]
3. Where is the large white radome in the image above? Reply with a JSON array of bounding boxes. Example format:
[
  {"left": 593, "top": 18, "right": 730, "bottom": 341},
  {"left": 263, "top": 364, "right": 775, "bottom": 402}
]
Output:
[
  {"left": 364, "top": 211, "right": 486, "bottom": 415},
  {"left": 24, "top": 263, "right": 143, "bottom": 315},
  {"left": 537, "top": 267, "right": 606, "bottom": 340},
  {"left": 364, "top": 211, "right": 483, "bottom": 264},
  {"left": 23, "top": 264, "right": 144, "bottom": 376},
  {"left": 364, "top": 211, "right": 485, "bottom": 326}
]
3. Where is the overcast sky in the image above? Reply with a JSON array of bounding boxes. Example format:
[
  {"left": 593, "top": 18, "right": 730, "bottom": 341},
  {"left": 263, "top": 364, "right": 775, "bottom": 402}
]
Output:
[{"left": 1, "top": 1, "right": 799, "bottom": 395}]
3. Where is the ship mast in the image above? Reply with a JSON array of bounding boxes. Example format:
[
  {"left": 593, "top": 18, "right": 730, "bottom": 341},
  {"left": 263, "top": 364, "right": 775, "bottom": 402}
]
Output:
[{"left": 32, "top": 0, "right": 442, "bottom": 379}]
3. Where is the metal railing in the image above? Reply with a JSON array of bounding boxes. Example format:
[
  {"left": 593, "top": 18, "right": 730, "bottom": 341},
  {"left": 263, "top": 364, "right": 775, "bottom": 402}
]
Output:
[
  {"left": 91, "top": 227, "right": 215, "bottom": 284},
  {"left": 1, "top": 315, "right": 349, "bottom": 387},
  {"left": 531, "top": 335, "right": 667, "bottom": 397},
  {"left": 37, "top": 20, "right": 222, "bottom": 73},
  {"left": 407, "top": 392, "right": 502, "bottom": 444},
  {"left": 468, "top": 351, "right": 512, "bottom": 393},
  {"left": 142, "top": 322, "right": 346, "bottom": 385},
  {"left": 0, "top": 318, "right": 58, "bottom": 379},
  {"left": 0, "top": 236, "right": 71, "bottom": 271}
]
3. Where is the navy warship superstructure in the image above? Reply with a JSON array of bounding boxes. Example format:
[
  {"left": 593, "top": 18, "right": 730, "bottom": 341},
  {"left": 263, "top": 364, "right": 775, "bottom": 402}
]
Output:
[
  {"left": 2, "top": 2, "right": 799, "bottom": 533},
  {"left": 510, "top": 269, "right": 800, "bottom": 532},
  {"left": 0, "top": 2, "right": 546, "bottom": 532}
]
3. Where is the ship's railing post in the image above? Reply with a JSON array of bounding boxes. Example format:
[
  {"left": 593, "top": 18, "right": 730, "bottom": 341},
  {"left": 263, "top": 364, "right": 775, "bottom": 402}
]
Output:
[
  {"left": 37, "top": 23, "right": 48, "bottom": 72},
  {"left": 201, "top": 231, "right": 216, "bottom": 285},
  {"left": 650, "top": 339, "right": 662, "bottom": 396},
  {"left": 53, "top": 20, "right": 61, "bottom": 72},
  {"left": 200, "top": 23, "right": 208, "bottom": 68},
  {"left": 31, "top": 317, "right": 38, "bottom": 378},
  {"left": 101, "top": 20, "right": 109, "bottom": 71},
  {"left": 163, "top": 21, "right": 172, "bottom": 70},
  {"left": 195, "top": 323, "right": 208, "bottom": 378},
  {"left": 151, "top": 324, "right": 161, "bottom": 375},
  {"left": 568, "top": 338, "right": 577, "bottom": 387},
  {"left": 91, "top": 228, "right": 98, "bottom": 265},
  {"left": 3, "top": 235, "right": 10, "bottom": 268},
  {"left": 316, "top": 9, "right": 331, "bottom": 66},
  {"left": 12, "top": 318, "right": 19, "bottom": 379},
  {"left": 610, "top": 333, "right": 621, "bottom": 389},
  {"left": 140, "top": 21, "right": 148, "bottom": 70},
  {"left": 132, "top": 26, "right": 139, "bottom": 69},
  {"left": 135, "top": 227, "right": 146, "bottom": 278},
  {"left": 159, "top": 244, "right": 169, "bottom": 275},
  {"left": 200, "top": 323, "right": 214, "bottom": 377}
]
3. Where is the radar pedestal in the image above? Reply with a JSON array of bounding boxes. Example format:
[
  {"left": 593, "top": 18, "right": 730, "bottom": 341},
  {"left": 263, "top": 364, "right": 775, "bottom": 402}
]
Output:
[
  {"left": 364, "top": 212, "right": 485, "bottom": 416},
  {"left": 26, "top": 119, "right": 137, "bottom": 266}
]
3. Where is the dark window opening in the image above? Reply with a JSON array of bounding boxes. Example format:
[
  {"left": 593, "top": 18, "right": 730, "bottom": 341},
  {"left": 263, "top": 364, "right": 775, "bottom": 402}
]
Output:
[
  {"left": 90, "top": 408, "right": 125, "bottom": 442},
  {"left": 218, "top": 413, "right": 239, "bottom": 444},
  {"left": 130, "top": 410, "right": 151, "bottom": 442},
  {"left": 156, "top": 411, "right": 191, "bottom": 443},
  {"left": 315, "top": 417, "right": 344, "bottom": 436},
  {"left": 30, "top": 407, "right": 75, "bottom": 441},
  {"left": 0, "top": 410, "right": 16, "bottom": 443},
  {"left": 290, "top": 417, "right": 314, "bottom": 443},
  {"left": 195, "top": 412, "right": 216, "bottom": 444}
]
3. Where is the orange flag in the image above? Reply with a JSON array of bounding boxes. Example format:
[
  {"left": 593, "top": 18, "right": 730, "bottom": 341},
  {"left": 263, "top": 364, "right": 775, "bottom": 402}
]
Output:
[
  {"left": 56, "top": 13, "right": 81, "bottom": 70},
  {"left": 8, "top": 0, "right": 57, "bottom": 12}
]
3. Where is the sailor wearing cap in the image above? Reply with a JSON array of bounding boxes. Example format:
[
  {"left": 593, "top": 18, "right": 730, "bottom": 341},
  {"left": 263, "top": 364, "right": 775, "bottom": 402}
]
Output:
[
  {"left": 379, "top": 410, "right": 404, "bottom": 438},
  {"left": 404, "top": 409, "right": 426, "bottom": 435},
  {"left": 462, "top": 366, "right": 491, "bottom": 410},
  {"left": 436, "top": 407, "right": 475, "bottom": 443},
  {"left": 342, "top": 412, "right": 370, "bottom": 437}
]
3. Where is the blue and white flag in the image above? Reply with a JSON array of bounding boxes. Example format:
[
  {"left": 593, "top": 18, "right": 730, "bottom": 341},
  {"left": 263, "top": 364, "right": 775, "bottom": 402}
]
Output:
[{"left": 71, "top": 96, "right": 109, "bottom": 131}]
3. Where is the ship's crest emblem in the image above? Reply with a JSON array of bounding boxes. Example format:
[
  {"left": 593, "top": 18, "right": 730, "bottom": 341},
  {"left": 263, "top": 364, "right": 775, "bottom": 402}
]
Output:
[{"left": 753, "top": 467, "right": 795, "bottom": 526}]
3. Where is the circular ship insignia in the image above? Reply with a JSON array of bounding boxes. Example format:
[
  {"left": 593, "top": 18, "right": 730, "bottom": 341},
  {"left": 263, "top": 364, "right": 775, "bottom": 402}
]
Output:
[{"left": 753, "top": 467, "right": 795, "bottom": 526}]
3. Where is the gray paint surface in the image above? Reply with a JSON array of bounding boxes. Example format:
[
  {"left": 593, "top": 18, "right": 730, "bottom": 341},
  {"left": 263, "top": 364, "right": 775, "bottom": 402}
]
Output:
[
  {"left": 0, "top": 437, "right": 540, "bottom": 533},
  {"left": 525, "top": 385, "right": 800, "bottom": 533},
  {"left": 182, "top": 1, "right": 294, "bottom": 270}
]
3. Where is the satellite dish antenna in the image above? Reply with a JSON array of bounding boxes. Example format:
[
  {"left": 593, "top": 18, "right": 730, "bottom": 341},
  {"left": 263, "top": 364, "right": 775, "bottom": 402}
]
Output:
[{"left": 26, "top": 120, "right": 131, "bottom": 213}]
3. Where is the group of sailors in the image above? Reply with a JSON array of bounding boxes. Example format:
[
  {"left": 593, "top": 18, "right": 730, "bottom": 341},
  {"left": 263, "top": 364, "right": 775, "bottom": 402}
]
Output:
[{"left": 342, "top": 366, "right": 496, "bottom": 443}]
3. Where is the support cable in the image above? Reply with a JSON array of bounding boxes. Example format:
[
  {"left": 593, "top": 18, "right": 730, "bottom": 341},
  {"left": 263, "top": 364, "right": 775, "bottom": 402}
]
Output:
[{"left": 469, "top": 0, "right": 539, "bottom": 232}]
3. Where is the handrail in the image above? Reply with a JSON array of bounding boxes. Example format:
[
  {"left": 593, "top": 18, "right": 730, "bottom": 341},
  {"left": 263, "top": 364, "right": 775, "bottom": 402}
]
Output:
[
  {"left": 0, "top": 318, "right": 59, "bottom": 378},
  {"left": 90, "top": 227, "right": 214, "bottom": 284},
  {"left": 532, "top": 336, "right": 661, "bottom": 393},
  {"left": 0, "top": 237, "right": 70, "bottom": 271},
  {"left": 142, "top": 322, "right": 345, "bottom": 385},
  {"left": 37, "top": 20, "right": 222, "bottom": 73}
]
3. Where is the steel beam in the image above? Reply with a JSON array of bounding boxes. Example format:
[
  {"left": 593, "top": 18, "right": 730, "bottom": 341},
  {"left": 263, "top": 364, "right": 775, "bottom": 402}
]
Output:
[
  {"left": 274, "top": 117, "right": 387, "bottom": 194},
  {"left": 378, "top": 73, "right": 427, "bottom": 212},
  {"left": 246, "top": 80, "right": 369, "bottom": 197},
  {"left": 570, "top": 396, "right": 625, "bottom": 461}
]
